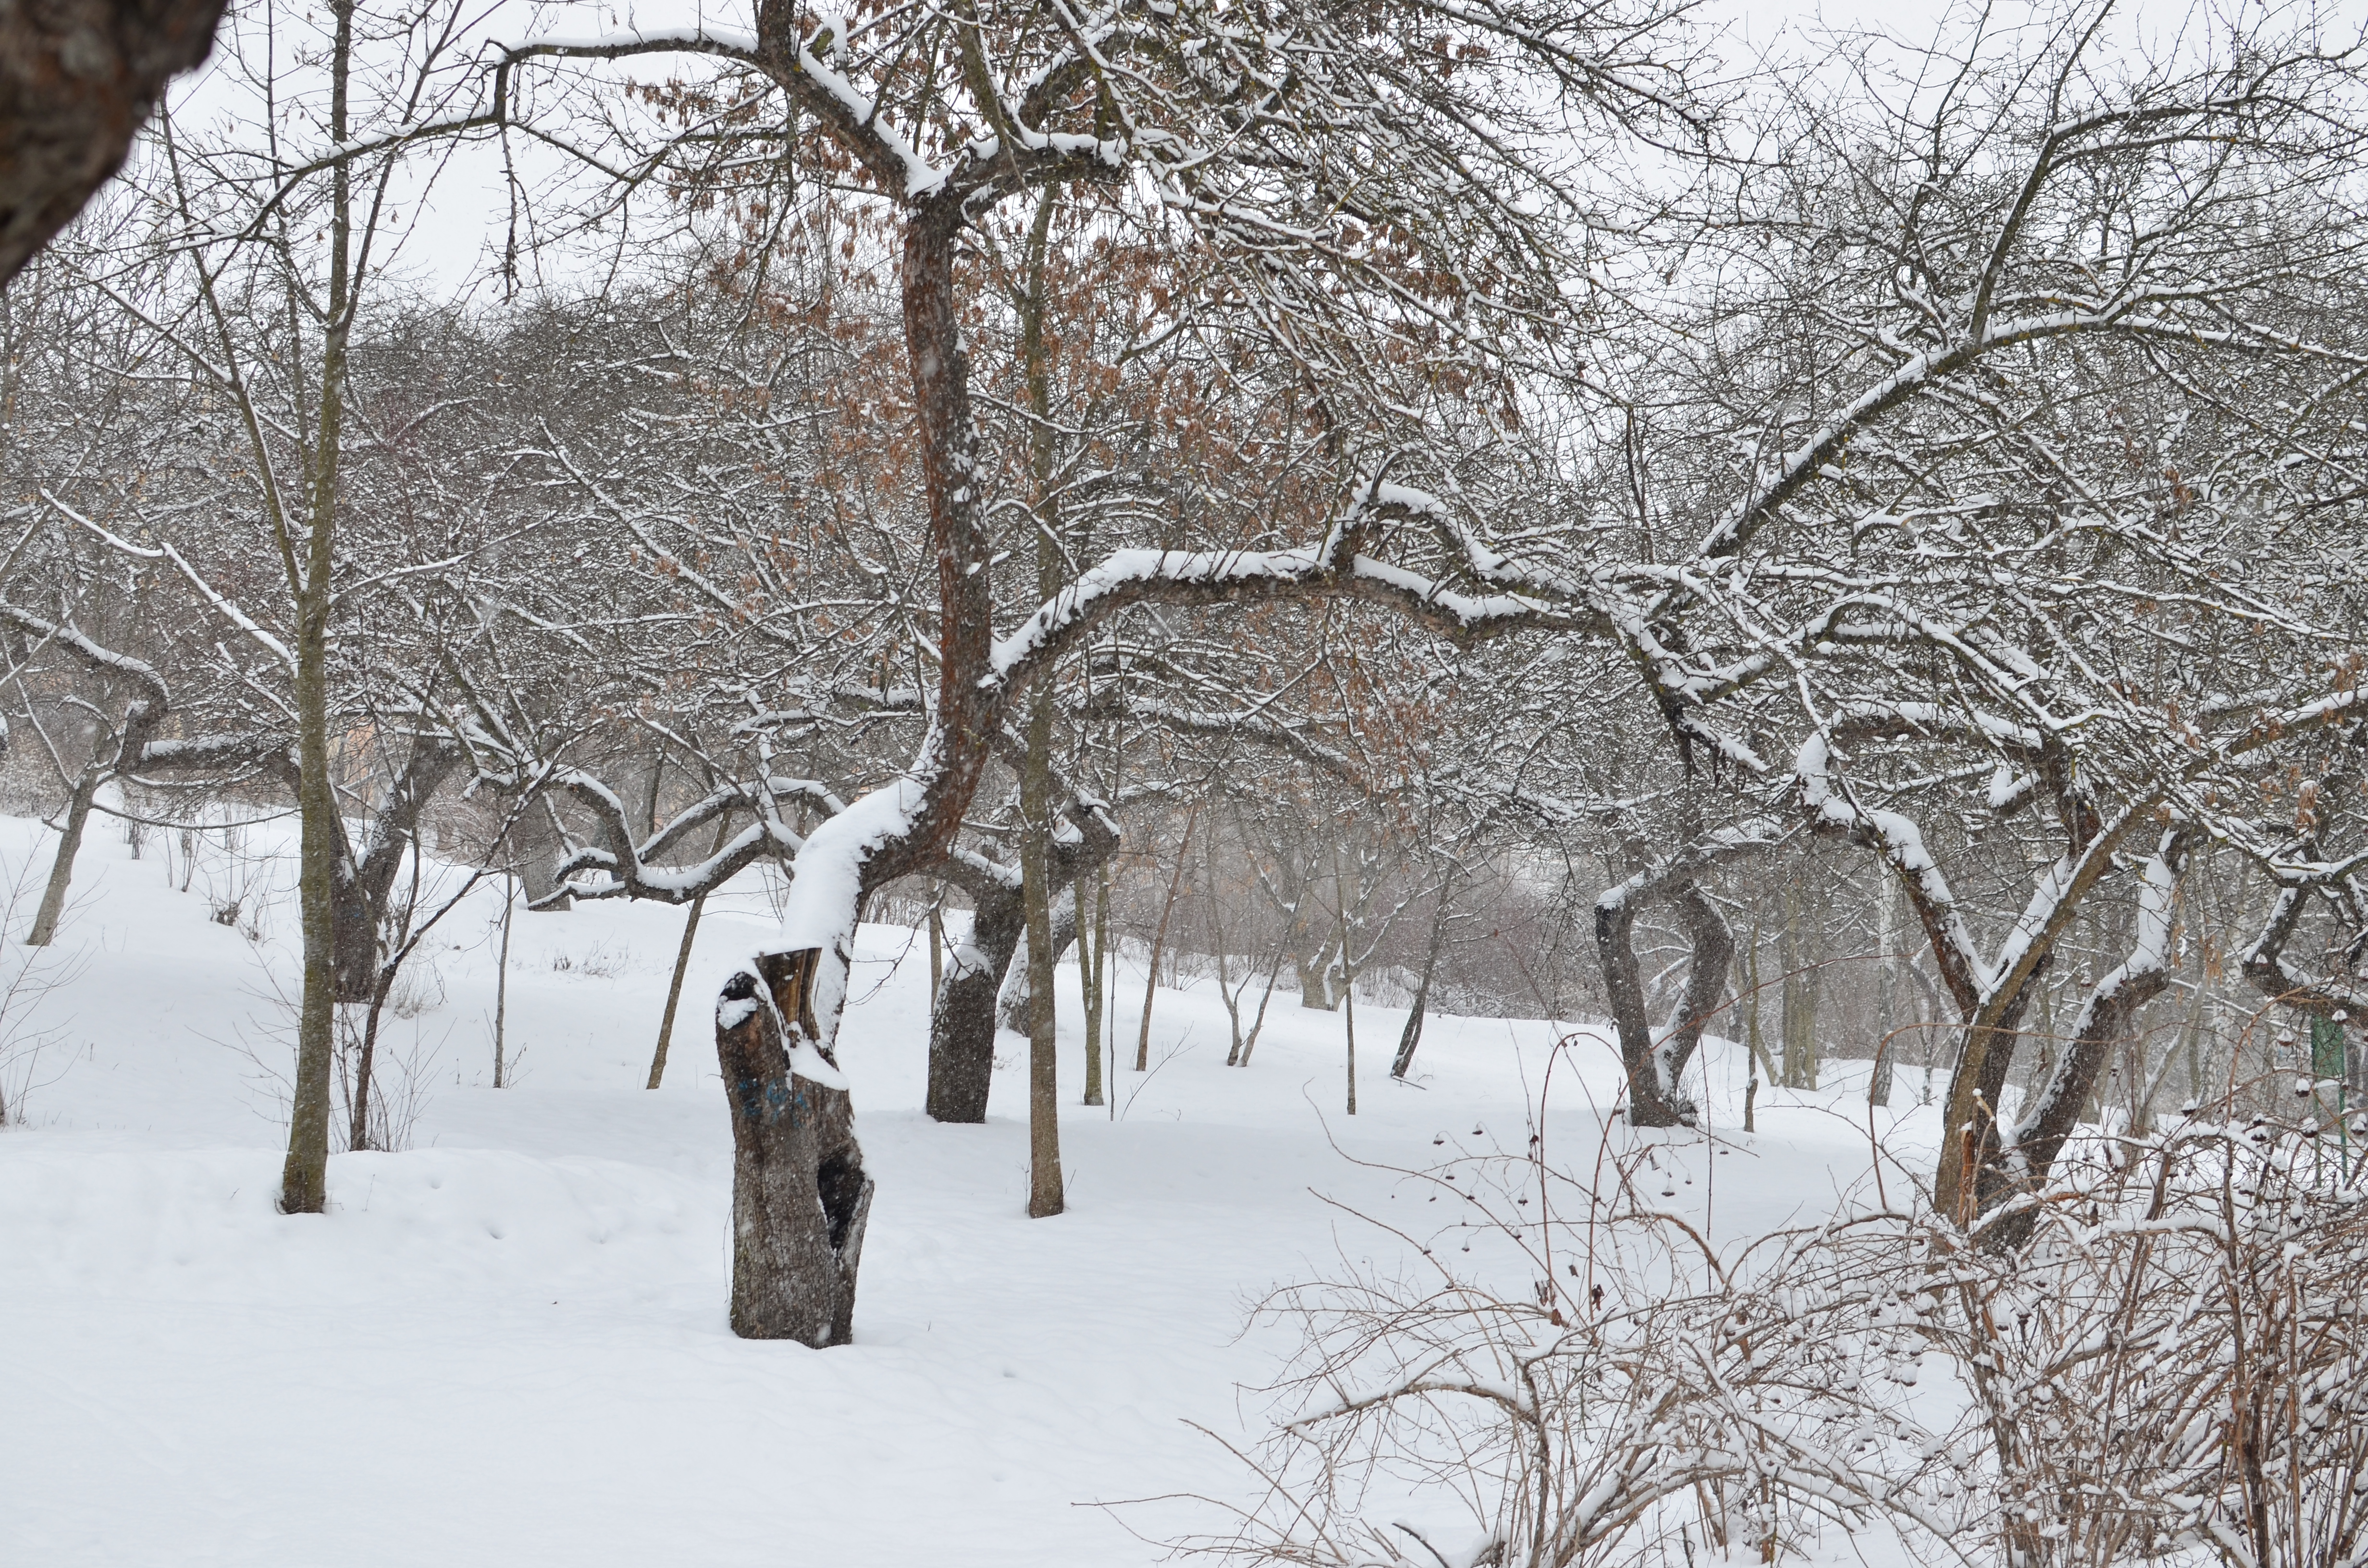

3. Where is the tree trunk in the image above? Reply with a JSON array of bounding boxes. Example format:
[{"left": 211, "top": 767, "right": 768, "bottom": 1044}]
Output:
[
  {"left": 927, "top": 808, "right": 1114, "bottom": 1123},
  {"left": 627, "top": 749, "right": 666, "bottom": 845},
  {"left": 1392, "top": 873, "right": 1455, "bottom": 1079},
  {"left": 648, "top": 891, "right": 706, "bottom": 1089},
  {"left": 996, "top": 896, "right": 1079, "bottom": 1034},
  {"left": 1296, "top": 933, "right": 1343, "bottom": 1011},
  {"left": 1981, "top": 833, "right": 2192, "bottom": 1242},
  {"left": 649, "top": 819, "right": 729, "bottom": 1089},
  {"left": 1235, "top": 942, "right": 1288, "bottom": 1068},
  {"left": 1016, "top": 184, "right": 1066, "bottom": 1217},
  {"left": 331, "top": 738, "right": 460, "bottom": 1001},
  {"left": 914, "top": 162, "right": 1118, "bottom": 1132},
  {"left": 350, "top": 967, "right": 392, "bottom": 1152},
  {"left": 509, "top": 793, "right": 574, "bottom": 911},
  {"left": 715, "top": 949, "right": 873, "bottom": 1345},
  {"left": 492, "top": 872, "right": 512, "bottom": 1088},
  {"left": 26, "top": 763, "right": 98, "bottom": 946},
  {"left": 1021, "top": 866, "right": 1062, "bottom": 1214},
  {"left": 1596, "top": 880, "right": 1717, "bottom": 1128},
  {"left": 1079, "top": 872, "right": 1106, "bottom": 1106},
  {"left": 278, "top": 0, "right": 353, "bottom": 1217},
  {"left": 1779, "top": 880, "right": 1820, "bottom": 1090},
  {"left": 1135, "top": 807, "right": 1198, "bottom": 1070},
  {"left": 1342, "top": 940, "right": 1358, "bottom": 1115},
  {"left": 1593, "top": 824, "right": 1781, "bottom": 1126},
  {"left": 1741, "top": 922, "right": 1773, "bottom": 1130},
  {"left": 926, "top": 888, "right": 1023, "bottom": 1123},
  {"left": 1020, "top": 680, "right": 1063, "bottom": 1217},
  {"left": 1211, "top": 836, "right": 1245, "bottom": 1066},
  {"left": 1656, "top": 883, "right": 1733, "bottom": 1113},
  {"left": 1936, "top": 956, "right": 2050, "bottom": 1225}
]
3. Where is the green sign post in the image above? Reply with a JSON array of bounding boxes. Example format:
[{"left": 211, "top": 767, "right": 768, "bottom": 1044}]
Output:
[
  {"left": 2313, "top": 1015, "right": 2348, "bottom": 1079},
  {"left": 2312, "top": 1015, "right": 2350, "bottom": 1183}
]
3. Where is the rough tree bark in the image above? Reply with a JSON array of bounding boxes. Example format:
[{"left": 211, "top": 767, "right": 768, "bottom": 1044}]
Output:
[
  {"left": 1597, "top": 876, "right": 1732, "bottom": 1127},
  {"left": 1982, "top": 834, "right": 2192, "bottom": 1248},
  {"left": 1391, "top": 869, "right": 1457, "bottom": 1080},
  {"left": 508, "top": 793, "right": 574, "bottom": 911},
  {"left": 926, "top": 805, "right": 1114, "bottom": 1123},
  {"left": 1596, "top": 822, "right": 1775, "bottom": 1127},
  {"left": 714, "top": 948, "right": 873, "bottom": 1345},
  {"left": 926, "top": 887, "right": 1023, "bottom": 1124},
  {"left": 0, "top": 0, "right": 225, "bottom": 287},
  {"left": 26, "top": 761, "right": 97, "bottom": 945},
  {"left": 330, "top": 738, "right": 460, "bottom": 1001}
]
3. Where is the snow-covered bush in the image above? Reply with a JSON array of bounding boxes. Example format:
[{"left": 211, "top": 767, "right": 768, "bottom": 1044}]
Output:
[
  {"left": 1192, "top": 1096, "right": 2368, "bottom": 1568},
  {"left": 1185, "top": 1127, "right": 1963, "bottom": 1568},
  {"left": 1940, "top": 1110, "right": 2368, "bottom": 1568}
]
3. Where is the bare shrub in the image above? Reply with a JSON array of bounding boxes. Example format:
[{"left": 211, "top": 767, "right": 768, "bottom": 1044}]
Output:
[
  {"left": 186, "top": 816, "right": 280, "bottom": 941},
  {"left": 385, "top": 959, "right": 444, "bottom": 1019},
  {"left": 331, "top": 1003, "right": 443, "bottom": 1153},
  {"left": 224, "top": 939, "right": 441, "bottom": 1157},
  {"left": 0, "top": 856, "right": 82, "bottom": 1124},
  {"left": 1939, "top": 1103, "right": 2368, "bottom": 1568},
  {"left": 1180, "top": 1067, "right": 2368, "bottom": 1568},
  {"left": 549, "top": 940, "right": 628, "bottom": 979},
  {"left": 1177, "top": 1115, "right": 1961, "bottom": 1568}
]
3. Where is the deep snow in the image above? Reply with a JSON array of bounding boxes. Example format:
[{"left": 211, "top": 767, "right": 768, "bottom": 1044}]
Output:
[{"left": 0, "top": 813, "right": 1943, "bottom": 1566}]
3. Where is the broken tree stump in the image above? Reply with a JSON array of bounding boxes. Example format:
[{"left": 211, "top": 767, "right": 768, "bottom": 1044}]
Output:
[{"left": 714, "top": 948, "right": 874, "bottom": 1346}]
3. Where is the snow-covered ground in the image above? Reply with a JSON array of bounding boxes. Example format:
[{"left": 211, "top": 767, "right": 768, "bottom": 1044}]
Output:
[{"left": 0, "top": 813, "right": 1942, "bottom": 1567}]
